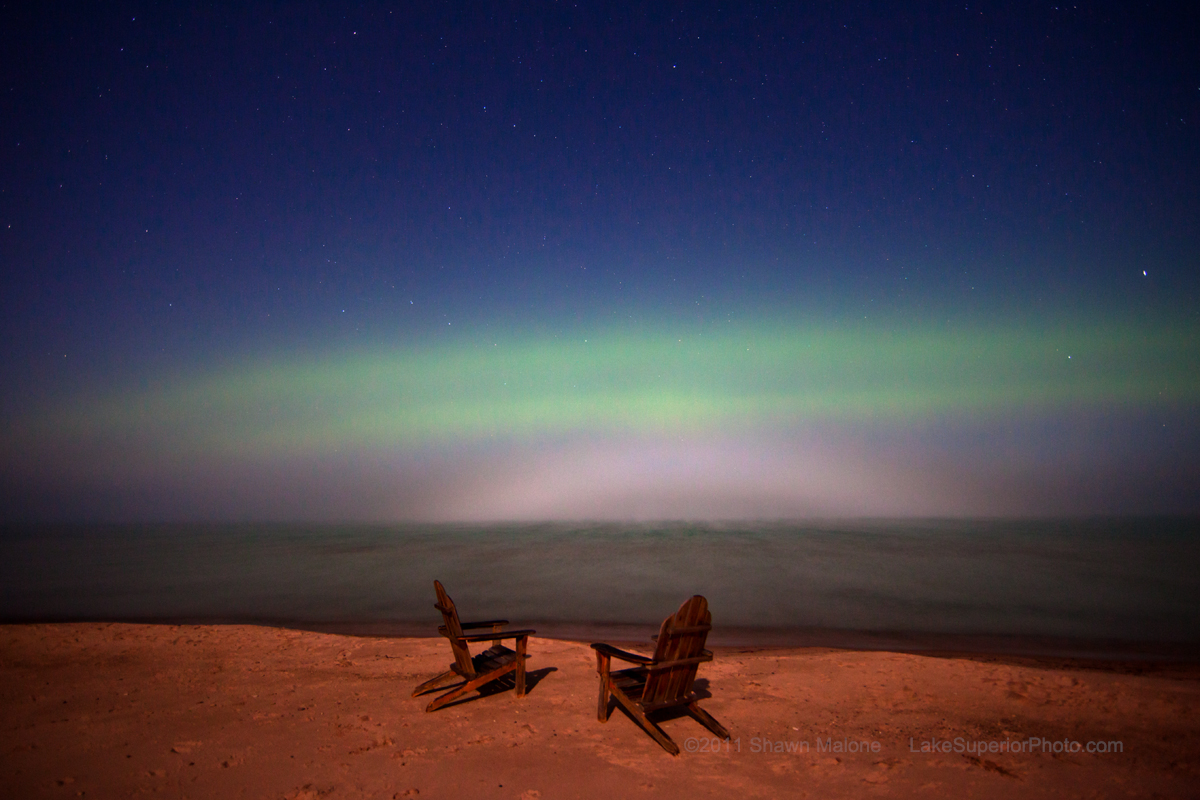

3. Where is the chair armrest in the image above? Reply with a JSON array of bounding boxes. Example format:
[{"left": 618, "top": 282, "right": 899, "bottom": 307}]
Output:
[
  {"left": 460, "top": 619, "right": 509, "bottom": 630},
  {"left": 590, "top": 642, "right": 653, "bottom": 665},
  {"left": 459, "top": 628, "right": 535, "bottom": 643}
]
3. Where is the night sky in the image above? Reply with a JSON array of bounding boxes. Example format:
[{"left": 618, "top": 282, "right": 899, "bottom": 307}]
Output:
[{"left": 2, "top": 2, "right": 1198, "bottom": 521}]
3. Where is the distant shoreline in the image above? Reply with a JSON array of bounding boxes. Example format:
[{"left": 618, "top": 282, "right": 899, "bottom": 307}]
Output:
[{"left": 3, "top": 617, "right": 1197, "bottom": 662}]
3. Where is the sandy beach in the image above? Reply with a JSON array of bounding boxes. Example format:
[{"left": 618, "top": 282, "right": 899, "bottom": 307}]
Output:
[{"left": 2, "top": 623, "right": 1198, "bottom": 799}]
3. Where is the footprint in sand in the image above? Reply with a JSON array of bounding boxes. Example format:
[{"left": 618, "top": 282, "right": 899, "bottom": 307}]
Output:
[{"left": 863, "top": 758, "right": 905, "bottom": 783}]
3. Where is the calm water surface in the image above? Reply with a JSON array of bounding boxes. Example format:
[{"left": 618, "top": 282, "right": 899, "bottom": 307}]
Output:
[{"left": 2, "top": 519, "right": 1197, "bottom": 657}]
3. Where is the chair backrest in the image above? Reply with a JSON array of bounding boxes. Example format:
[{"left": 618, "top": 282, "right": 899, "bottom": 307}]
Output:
[
  {"left": 433, "top": 580, "right": 476, "bottom": 678},
  {"left": 641, "top": 595, "right": 712, "bottom": 708}
]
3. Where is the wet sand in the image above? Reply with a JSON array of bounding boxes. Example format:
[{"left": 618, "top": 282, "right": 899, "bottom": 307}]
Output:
[{"left": 2, "top": 623, "right": 1198, "bottom": 798}]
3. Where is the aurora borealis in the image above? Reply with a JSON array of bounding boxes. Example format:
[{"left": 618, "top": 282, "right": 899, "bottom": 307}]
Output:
[
  {"left": 2, "top": 4, "right": 1198, "bottom": 521},
  {"left": 8, "top": 311, "right": 1198, "bottom": 520},
  {"left": 32, "top": 316, "right": 1200, "bottom": 452}
]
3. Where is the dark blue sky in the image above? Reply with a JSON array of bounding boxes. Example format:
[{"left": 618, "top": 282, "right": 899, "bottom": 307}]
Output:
[{"left": 2, "top": 2, "right": 1198, "bottom": 520}]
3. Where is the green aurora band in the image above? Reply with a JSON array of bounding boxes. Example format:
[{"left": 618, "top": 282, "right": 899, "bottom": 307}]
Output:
[{"left": 35, "top": 315, "right": 1200, "bottom": 460}]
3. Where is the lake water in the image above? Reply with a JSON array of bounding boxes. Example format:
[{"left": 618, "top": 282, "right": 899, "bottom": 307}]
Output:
[{"left": 2, "top": 519, "right": 1197, "bottom": 658}]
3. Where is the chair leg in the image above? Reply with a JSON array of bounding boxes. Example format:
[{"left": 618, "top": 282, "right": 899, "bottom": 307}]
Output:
[
  {"left": 515, "top": 635, "right": 527, "bottom": 698},
  {"left": 610, "top": 688, "right": 679, "bottom": 755},
  {"left": 412, "top": 670, "right": 457, "bottom": 698},
  {"left": 426, "top": 680, "right": 473, "bottom": 712},
  {"left": 595, "top": 651, "right": 611, "bottom": 722},
  {"left": 685, "top": 702, "right": 730, "bottom": 740},
  {"left": 597, "top": 679, "right": 611, "bottom": 722},
  {"left": 425, "top": 663, "right": 519, "bottom": 712}
]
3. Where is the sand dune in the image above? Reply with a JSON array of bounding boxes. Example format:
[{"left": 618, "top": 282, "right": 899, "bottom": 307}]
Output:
[{"left": 2, "top": 623, "right": 1197, "bottom": 798}]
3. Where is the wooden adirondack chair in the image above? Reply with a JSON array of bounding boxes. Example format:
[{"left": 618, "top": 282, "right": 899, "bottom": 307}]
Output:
[
  {"left": 411, "top": 580, "right": 536, "bottom": 712},
  {"left": 591, "top": 595, "right": 730, "bottom": 754}
]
